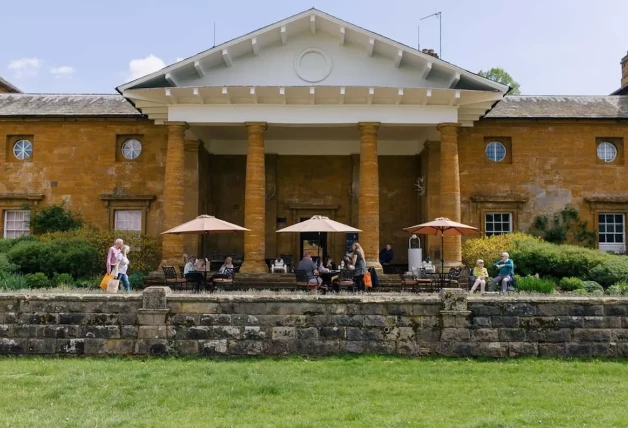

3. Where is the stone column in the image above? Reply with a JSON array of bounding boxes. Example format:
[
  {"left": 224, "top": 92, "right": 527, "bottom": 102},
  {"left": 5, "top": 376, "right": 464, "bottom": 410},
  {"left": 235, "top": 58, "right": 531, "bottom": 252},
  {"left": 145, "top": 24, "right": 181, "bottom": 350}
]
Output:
[
  {"left": 183, "top": 140, "right": 201, "bottom": 258},
  {"left": 240, "top": 122, "right": 268, "bottom": 273},
  {"left": 358, "top": 122, "right": 381, "bottom": 271},
  {"left": 437, "top": 123, "right": 462, "bottom": 267},
  {"left": 162, "top": 122, "right": 187, "bottom": 266}
]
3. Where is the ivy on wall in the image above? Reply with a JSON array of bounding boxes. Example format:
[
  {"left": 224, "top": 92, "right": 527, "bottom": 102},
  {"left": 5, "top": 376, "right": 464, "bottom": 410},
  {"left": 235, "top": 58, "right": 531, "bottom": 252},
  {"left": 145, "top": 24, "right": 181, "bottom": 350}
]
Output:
[{"left": 529, "top": 206, "right": 596, "bottom": 248}]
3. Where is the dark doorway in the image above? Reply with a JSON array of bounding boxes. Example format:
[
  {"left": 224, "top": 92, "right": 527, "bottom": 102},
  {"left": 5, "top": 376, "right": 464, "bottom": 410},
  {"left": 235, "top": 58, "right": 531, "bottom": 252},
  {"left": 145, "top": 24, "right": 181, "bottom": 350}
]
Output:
[{"left": 299, "top": 217, "right": 327, "bottom": 264}]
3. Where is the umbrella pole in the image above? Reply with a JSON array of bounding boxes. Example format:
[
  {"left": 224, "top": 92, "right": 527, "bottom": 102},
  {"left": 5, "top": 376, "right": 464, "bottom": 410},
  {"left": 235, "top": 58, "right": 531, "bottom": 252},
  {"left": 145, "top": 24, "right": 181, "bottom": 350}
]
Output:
[
  {"left": 317, "top": 231, "right": 321, "bottom": 265},
  {"left": 441, "top": 233, "right": 445, "bottom": 288}
]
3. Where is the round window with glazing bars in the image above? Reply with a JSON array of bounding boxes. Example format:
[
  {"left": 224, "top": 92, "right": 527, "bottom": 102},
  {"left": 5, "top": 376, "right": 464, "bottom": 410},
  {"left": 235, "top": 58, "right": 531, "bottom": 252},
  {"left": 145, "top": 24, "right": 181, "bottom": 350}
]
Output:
[
  {"left": 597, "top": 141, "right": 617, "bottom": 163},
  {"left": 121, "top": 138, "right": 142, "bottom": 160},
  {"left": 13, "top": 139, "right": 33, "bottom": 160},
  {"left": 485, "top": 141, "right": 506, "bottom": 162}
]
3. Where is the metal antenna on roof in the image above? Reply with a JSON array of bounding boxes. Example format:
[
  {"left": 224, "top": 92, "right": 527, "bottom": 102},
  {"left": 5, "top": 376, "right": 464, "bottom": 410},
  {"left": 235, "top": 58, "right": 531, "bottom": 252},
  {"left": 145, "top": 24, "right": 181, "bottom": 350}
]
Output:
[{"left": 418, "top": 12, "right": 442, "bottom": 58}]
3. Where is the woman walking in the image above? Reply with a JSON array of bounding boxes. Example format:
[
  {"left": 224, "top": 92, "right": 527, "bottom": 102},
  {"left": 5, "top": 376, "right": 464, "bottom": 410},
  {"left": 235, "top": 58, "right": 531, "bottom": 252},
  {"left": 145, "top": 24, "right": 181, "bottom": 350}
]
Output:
[
  {"left": 116, "top": 245, "right": 131, "bottom": 292},
  {"left": 351, "top": 241, "right": 367, "bottom": 292}
]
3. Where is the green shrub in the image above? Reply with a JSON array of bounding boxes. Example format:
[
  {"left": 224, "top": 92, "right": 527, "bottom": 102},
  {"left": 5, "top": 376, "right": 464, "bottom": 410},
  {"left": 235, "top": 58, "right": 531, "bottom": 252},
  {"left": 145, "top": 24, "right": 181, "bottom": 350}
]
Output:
[
  {"left": 39, "top": 228, "right": 161, "bottom": 274},
  {"left": 583, "top": 281, "right": 604, "bottom": 293},
  {"left": 52, "top": 273, "right": 73, "bottom": 286},
  {"left": 24, "top": 272, "right": 51, "bottom": 289},
  {"left": 0, "top": 253, "right": 18, "bottom": 278},
  {"left": 589, "top": 260, "right": 628, "bottom": 288},
  {"left": 559, "top": 277, "right": 585, "bottom": 291},
  {"left": 0, "top": 236, "right": 37, "bottom": 254},
  {"left": 570, "top": 288, "right": 589, "bottom": 296},
  {"left": 8, "top": 238, "right": 99, "bottom": 279},
  {"left": 31, "top": 202, "right": 83, "bottom": 234},
  {"left": 514, "top": 274, "right": 556, "bottom": 294},
  {"left": 75, "top": 275, "right": 102, "bottom": 289},
  {"left": 0, "top": 274, "right": 27, "bottom": 290},
  {"left": 129, "top": 271, "right": 146, "bottom": 289},
  {"left": 607, "top": 281, "right": 628, "bottom": 296},
  {"left": 462, "top": 233, "right": 540, "bottom": 275}
]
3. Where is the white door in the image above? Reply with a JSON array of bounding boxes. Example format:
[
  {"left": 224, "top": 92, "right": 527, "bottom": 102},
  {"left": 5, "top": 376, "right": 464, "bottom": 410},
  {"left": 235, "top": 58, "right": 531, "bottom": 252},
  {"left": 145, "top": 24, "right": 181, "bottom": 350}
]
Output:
[{"left": 598, "top": 213, "right": 626, "bottom": 253}]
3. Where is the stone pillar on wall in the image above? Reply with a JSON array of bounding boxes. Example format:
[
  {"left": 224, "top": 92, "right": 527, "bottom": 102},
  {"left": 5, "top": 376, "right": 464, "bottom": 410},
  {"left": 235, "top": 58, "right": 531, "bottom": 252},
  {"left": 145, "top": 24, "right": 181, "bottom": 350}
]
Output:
[
  {"left": 350, "top": 154, "right": 360, "bottom": 228},
  {"left": 183, "top": 140, "right": 201, "bottom": 258},
  {"left": 358, "top": 122, "right": 381, "bottom": 271},
  {"left": 437, "top": 123, "right": 462, "bottom": 268},
  {"left": 240, "top": 122, "right": 268, "bottom": 273},
  {"left": 162, "top": 122, "right": 187, "bottom": 266}
]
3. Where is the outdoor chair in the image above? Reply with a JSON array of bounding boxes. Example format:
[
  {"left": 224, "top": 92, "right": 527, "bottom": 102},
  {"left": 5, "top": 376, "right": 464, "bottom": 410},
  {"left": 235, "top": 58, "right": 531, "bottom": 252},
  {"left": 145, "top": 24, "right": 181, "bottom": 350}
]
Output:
[
  {"left": 280, "top": 254, "right": 293, "bottom": 273},
  {"left": 162, "top": 266, "right": 187, "bottom": 291},
  {"left": 271, "top": 258, "right": 287, "bottom": 273},
  {"left": 212, "top": 267, "right": 235, "bottom": 290},
  {"left": 334, "top": 269, "right": 355, "bottom": 292},
  {"left": 294, "top": 270, "right": 316, "bottom": 291},
  {"left": 178, "top": 265, "right": 199, "bottom": 290}
]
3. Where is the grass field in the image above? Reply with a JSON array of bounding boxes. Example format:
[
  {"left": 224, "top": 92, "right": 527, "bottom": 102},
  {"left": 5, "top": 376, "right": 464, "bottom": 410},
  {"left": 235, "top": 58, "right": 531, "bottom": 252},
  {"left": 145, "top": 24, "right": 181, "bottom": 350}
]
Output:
[{"left": 1, "top": 357, "right": 627, "bottom": 427}]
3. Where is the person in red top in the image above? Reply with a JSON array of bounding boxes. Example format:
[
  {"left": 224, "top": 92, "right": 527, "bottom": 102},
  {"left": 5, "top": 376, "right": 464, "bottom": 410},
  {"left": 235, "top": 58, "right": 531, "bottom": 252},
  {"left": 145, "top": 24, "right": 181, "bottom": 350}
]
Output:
[{"left": 106, "top": 238, "right": 123, "bottom": 275}]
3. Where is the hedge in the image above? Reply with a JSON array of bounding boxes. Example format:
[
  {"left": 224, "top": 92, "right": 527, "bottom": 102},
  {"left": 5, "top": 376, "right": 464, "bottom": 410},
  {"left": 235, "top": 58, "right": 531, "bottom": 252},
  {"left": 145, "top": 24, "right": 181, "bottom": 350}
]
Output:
[
  {"left": 462, "top": 233, "right": 628, "bottom": 287},
  {"left": 38, "top": 228, "right": 161, "bottom": 274}
]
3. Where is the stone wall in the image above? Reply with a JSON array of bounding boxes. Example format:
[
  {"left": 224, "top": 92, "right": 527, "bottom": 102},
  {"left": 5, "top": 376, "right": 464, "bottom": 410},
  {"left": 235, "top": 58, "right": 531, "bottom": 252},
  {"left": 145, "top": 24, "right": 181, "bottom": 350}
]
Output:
[{"left": 2, "top": 288, "right": 628, "bottom": 358}]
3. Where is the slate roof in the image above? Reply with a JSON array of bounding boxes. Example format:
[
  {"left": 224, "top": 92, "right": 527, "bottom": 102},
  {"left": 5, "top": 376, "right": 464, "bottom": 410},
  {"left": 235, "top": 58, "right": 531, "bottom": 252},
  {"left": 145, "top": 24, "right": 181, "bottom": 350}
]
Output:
[
  {"left": 0, "top": 77, "right": 21, "bottom": 93},
  {"left": 485, "top": 96, "right": 628, "bottom": 119},
  {"left": 0, "top": 94, "right": 142, "bottom": 117}
]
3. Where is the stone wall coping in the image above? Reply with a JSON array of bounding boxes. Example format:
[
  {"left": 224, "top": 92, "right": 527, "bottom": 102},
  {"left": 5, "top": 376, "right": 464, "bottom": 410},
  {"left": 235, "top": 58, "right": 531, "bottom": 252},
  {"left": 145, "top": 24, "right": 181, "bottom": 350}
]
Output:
[
  {"left": 167, "top": 294, "right": 443, "bottom": 304},
  {"left": 0, "top": 293, "right": 143, "bottom": 302},
  {"left": 469, "top": 296, "right": 628, "bottom": 303}
]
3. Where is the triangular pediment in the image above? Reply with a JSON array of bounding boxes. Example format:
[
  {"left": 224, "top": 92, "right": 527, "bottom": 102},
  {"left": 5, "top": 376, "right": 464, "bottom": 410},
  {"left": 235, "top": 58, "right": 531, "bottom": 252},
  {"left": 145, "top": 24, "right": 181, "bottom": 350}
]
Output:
[{"left": 117, "top": 9, "right": 507, "bottom": 94}]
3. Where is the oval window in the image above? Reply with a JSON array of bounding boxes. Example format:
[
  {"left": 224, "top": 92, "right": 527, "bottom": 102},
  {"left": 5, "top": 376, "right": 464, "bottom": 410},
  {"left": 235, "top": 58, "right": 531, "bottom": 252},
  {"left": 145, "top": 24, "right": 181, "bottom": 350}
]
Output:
[
  {"left": 485, "top": 141, "right": 506, "bottom": 162},
  {"left": 121, "top": 139, "right": 142, "bottom": 160}
]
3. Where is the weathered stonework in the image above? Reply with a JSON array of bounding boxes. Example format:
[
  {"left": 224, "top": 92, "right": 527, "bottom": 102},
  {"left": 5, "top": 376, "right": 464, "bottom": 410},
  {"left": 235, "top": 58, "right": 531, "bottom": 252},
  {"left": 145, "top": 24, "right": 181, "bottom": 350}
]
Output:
[
  {"left": 3, "top": 290, "right": 628, "bottom": 358},
  {"left": 241, "top": 122, "right": 268, "bottom": 273},
  {"left": 358, "top": 122, "right": 381, "bottom": 270},
  {"left": 162, "top": 122, "right": 186, "bottom": 265},
  {"left": 437, "top": 123, "right": 462, "bottom": 267}
]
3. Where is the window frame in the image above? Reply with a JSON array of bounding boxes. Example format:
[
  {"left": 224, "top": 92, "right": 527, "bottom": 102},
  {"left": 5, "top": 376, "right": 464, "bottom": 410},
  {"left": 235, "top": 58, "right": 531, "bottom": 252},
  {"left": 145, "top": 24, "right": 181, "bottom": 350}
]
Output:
[
  {"left": 484, "top": 211, "right": 513, "bottom": 237},
  {"left": 3, "top": 209, "right": 31, "bottom": 239},
  {"left": 121, "top": 138, "right": 142, "bottom": 160},
  {"left": 597, "top": 212, "right": 626, "bottom": 253},
  {"left": 485, "top": 141, "right": 507, "bottom": 162},
  {"left": 113, "top": 209, "right": 143, "bottom": 232},
  {"left": 596, "top": 141, "right": 617, "bottom": 163}
]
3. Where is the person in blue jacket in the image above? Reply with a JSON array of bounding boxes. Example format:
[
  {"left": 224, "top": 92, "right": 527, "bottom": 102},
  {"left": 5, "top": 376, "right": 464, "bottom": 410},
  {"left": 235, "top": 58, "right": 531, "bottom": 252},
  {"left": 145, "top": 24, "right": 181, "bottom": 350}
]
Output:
[{"left": 491, "top": 252, "right": 514, "bottom": 293}]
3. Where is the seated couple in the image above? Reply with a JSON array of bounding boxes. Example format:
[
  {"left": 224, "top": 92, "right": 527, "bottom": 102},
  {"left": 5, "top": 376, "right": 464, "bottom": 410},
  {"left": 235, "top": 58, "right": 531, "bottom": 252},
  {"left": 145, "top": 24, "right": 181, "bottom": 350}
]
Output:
[
  {"left": 470, "top": 252, "right": 514, "bottom": 293},
  {"left": 184, "top": 256, "right": 234, "bottom": 283}
]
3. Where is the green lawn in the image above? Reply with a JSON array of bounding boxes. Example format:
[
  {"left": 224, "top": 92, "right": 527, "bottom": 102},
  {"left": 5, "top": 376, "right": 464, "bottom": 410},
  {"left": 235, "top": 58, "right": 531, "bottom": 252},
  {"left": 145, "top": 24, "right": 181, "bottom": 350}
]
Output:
[{"left": 1, "top": 357, "right": 627, "bottom": 427}]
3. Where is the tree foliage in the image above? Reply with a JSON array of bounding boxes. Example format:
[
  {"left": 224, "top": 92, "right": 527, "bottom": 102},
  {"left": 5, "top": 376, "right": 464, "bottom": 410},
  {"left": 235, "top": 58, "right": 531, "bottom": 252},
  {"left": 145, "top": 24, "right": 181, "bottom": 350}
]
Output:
[
  {"left": 478, "top": 67, "right": 521, "bottom": 95},
  {"left": 30, "top": 203, "right": 84, "bottom": 235}
]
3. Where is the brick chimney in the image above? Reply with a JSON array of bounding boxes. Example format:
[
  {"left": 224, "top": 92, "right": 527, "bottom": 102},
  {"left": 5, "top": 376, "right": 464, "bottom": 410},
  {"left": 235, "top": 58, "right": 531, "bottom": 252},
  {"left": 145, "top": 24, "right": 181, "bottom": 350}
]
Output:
[
  {"left": 622, "top": 51, "right": 628, "bottom": 88},
  {"left": 421, "top": 48, "right": 439, "bottom": 59}
]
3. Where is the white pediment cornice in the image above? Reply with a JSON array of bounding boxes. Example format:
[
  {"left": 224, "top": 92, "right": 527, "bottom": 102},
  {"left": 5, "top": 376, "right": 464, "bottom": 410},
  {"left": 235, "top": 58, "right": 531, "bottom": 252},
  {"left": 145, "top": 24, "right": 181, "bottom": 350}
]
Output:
[{"left": 116, "top": 9, "right": 508, "bottom": 94}]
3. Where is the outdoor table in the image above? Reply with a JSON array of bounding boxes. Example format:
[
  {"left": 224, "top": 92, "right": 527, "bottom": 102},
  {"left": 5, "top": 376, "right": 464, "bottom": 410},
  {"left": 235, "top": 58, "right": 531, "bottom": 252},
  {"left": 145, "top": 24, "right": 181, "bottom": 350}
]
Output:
[{"left": 319, "top": 270, "right": 340, "bottom": 286}]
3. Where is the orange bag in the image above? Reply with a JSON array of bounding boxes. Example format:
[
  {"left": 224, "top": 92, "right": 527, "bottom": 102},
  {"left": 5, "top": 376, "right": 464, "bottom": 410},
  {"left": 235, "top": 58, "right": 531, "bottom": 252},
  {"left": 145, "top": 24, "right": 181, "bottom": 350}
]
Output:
[
  {"left": 100, "top": 274, "right": 114, "bottom": 290},
  {"left": 364, "top": 271, "right": 373, "bottom": 288}
]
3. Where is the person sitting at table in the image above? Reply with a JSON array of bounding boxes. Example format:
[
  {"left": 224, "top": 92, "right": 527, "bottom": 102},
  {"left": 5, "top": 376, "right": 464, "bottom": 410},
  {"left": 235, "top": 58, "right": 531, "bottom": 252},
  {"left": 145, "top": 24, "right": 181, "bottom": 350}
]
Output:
[
  {"left": 297, "top": 251, "right": 322, "bottom": 289},
  {"left": 379, "top": 244, "right": 394, "bottom": 265},
  {"left": 212, "top": 256, "right": 235, "bottom": 280},
  {"left": 184, "top": 256, "right": 205, "bottom": 288},
  {"left": 322, "top": 256, "right": 337, "bottom": 271}
]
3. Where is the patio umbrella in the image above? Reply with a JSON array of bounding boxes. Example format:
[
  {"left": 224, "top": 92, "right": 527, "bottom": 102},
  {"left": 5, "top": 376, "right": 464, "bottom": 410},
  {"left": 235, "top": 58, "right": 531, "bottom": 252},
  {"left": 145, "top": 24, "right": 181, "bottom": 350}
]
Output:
[
  {"left": 403, "top": 217, "right": 479, "bottom": 276},
  {"left": 276, "top": 215, "right": 361, "bottom": 261},
  {"left": 161, "top": 215, "right": 250, "bottom": 235}
]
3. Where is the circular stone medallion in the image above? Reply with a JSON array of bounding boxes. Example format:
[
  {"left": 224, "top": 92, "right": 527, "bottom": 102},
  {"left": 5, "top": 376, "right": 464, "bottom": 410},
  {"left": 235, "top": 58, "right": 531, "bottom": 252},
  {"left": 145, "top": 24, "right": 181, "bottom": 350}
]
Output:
[{"left": 294, "top": 47, "right": 332, "bottom": 83}]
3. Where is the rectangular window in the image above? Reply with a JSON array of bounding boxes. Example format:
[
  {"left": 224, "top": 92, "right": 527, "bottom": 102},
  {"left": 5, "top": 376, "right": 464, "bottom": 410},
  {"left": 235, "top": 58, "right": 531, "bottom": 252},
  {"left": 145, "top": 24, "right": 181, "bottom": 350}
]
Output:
[
  {"left": 598, "top": 213, "right": 625, "bottom": 253},
  {"left": 114, "top": 210, "right": 142, "bottom": 231},
  {"left": 485, "top": 212, "right": 512, "bottom": 236},
  {"left": 4, "top": 210, "right": 30, "bottom": 238}
]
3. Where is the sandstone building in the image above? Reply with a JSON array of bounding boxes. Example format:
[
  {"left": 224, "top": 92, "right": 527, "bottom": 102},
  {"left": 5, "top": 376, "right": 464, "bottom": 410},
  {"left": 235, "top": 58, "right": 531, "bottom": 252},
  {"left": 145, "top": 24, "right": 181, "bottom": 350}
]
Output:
[{"left": 1, "top": 9, "right": 627, "bottom": 271}]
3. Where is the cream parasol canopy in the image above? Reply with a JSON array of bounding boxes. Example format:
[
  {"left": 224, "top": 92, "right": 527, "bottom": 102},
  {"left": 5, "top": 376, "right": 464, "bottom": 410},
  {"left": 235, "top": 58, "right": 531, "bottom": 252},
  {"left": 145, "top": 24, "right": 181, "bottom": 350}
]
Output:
[
  {"left": 403, "top": 217, "right": 479, "bottom": 276},
  {"left": 276, "top": 215, "right": 361, "bottom": 260},
  {"left": 161, "top": 215, "right": 250, "bottom": 235}
]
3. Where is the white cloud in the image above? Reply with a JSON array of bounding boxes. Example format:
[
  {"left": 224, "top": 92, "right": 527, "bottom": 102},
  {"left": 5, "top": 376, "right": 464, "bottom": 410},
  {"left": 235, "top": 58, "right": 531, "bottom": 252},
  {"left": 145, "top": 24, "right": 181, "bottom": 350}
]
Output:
[
  {"left": 50, "top": 66, "right": 75, "bottom": 78},
  {"left": 8, "top": 57, "right": 43, "bottom": 78},
  {"left": 128, "top": 54, "right": 166, "bottom": 80}
]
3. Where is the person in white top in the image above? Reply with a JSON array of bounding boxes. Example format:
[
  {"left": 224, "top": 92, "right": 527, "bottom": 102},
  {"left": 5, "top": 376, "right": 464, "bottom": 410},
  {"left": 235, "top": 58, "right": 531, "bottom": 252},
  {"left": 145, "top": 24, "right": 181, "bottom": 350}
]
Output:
[{"left": 116, "top": 245, "right": 131, "bottom": 292}]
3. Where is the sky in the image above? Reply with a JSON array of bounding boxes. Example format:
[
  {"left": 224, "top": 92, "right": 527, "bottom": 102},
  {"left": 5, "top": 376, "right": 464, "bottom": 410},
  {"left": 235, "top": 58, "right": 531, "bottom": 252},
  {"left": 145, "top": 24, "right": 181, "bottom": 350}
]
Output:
[{"left": 2, "top": 0, "right": 627, "bottom": 95}]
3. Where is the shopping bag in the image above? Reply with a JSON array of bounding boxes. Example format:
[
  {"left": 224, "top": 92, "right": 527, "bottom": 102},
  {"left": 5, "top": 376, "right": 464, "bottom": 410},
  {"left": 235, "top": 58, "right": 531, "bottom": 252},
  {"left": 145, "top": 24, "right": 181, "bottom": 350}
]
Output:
[
  {"left": 364, "top": 271, "right": 373, "bottom": 288},
  {"left": 106, "top": 278, "right": 120, "bottom": 294},
  {"left": 100, "top": 274, "right": 114, "bottom": 291}
]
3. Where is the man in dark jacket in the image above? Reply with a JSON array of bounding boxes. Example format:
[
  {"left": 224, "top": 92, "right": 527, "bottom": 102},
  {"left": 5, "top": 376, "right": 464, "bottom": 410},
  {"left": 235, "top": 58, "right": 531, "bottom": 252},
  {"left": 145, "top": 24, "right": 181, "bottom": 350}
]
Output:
[{"left": 379, "top": 244, "right": 394, "bottom": 265}]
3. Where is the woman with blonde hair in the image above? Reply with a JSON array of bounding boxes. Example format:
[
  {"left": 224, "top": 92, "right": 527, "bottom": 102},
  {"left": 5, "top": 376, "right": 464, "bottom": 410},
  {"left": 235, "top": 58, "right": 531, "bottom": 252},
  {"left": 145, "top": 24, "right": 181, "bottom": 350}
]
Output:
[
  {"left": 116, "top": 245, "right": 131, "bottom": 292},
  {"left": 351, "top": 241, "right": 367, "bottom": 292},
  {"left": 470, "top": 259, "right": 489, "bottom": 293}
]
